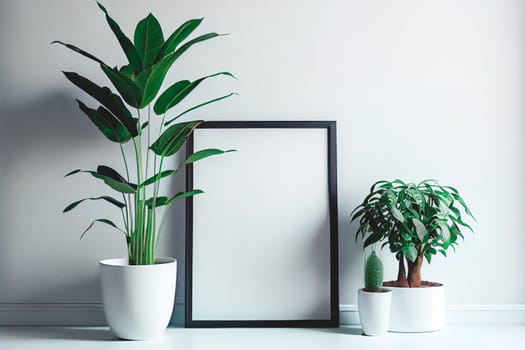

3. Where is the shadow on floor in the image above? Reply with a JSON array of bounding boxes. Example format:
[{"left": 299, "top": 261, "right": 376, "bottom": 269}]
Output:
[
  {"left": 309, "top": 326, "right": 364, "bottom": 336},
  {"left": 3, "top": 327, "right": 121, "bottom": 342}
]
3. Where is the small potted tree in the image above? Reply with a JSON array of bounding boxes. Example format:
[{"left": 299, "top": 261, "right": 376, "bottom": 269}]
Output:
[
  {"left": 351, "top": 179, "right": 475, "bottom": 332},
  {"left": 357, "top": 250, "right": 392, "bottom": 336},
  {"left": 55, "top": 2, "right": 235, "bottom": 340}
]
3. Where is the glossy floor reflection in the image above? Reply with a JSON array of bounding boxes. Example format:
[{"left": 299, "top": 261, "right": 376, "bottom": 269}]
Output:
[{"left": 1, "top": 325, "right": 524, "bottom": 350}]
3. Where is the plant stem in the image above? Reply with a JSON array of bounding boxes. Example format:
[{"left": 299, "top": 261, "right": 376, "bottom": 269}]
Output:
[
  {"left": 155, "top": 203, "right": 170, "bottom": 248},
  {"left": 145, "top": 105, "right": 151, "bottom": 193},
  {"left": 120, "top": 207, "right": 129, "bottom": 239},
  {"left": 120, "top": 194, "right": 129, "bottom": 233},
  {"left": 118, "top": 144, "right": 131, "bottom": 237},
  {"left": 397, "top": 255, "right": 409, "bottom": 287},
  {"left": 131, "top": 109, "right": 144, "bottom": 265},
  {"left": 407, "top": 252, "right": 424, "bottom": 287},
  {"left": 151, "top": 113, "right": 167, "bottom": 250},
  {"left": 119, "top": 144, "right": 130, "bottom": 181}
]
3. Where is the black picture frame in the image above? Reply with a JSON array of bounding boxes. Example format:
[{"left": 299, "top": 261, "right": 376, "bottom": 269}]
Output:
[{"left": 185, "top": 121, "right": 339, "bottom": 328}]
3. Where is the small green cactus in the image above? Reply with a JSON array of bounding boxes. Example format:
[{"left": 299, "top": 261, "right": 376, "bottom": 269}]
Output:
[{"left": 364, "top": 251, "right": 383, "bottom": 291}]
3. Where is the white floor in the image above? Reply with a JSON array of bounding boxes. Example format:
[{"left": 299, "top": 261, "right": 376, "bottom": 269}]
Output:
[{"left": 1, "top": 325, "right": 524, "bottom": 350}]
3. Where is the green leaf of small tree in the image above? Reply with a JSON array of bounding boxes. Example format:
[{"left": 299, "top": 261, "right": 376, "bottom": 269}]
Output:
[
  {"left": 168, "top": 189, "right": 204, "bottom": 203},
  {"left": 101, "top": 65, "right": 143, "bottom": 108},
  {"left": 97, "top": 2, "right": 142, "bottom": 73},
  {"left": 80, "top": 218, "right": 127, "bottom": 240},
  {"left": 51, "top": 41, "right": 107, "bottom": 65},
  {"left": 155, "top": 18, "right": 203, "bottom": 62},
  {"left": 134, "top": 13, "right": 164, "bottom": 68},
  {"left": 68, "top": 166, "right": 137, "bottom": 194},
  {"left": 164, "top": 93, "right": 238, "bottom": 126},
  {"left": 64, "top": 72, "right": 138, "bottom": 137},
  {"left": 391, "top": 206, "right": 405, "bottom": 222},
  {"left": 63, "top": 196, "right": 125, "bottom": 212},
  {"left": 77, "top": 100, "right": 132, "bottom": 143},
  {"left": 153, "top": 72, "right": 235, "bottom": 115},
  {"left": 438, "top": 222, "right": 451, "bottom": 242},
  {"left": 412, "top": 218, "right": 427, "bottom": 242},
  {"left": 96, "top": 165, "right": 136, "bottom": 193},
  {"left": 185, "top": 149, "right": 236, "bottom": 164},
  {"left": 150, "top": 121, "right": 202, "bottom": 157},
  {"left": 145, "top": 196, "right": 169, "bottom": 208},
  {"left": 402, "top": 244, "right": 418, "bottom": 262},
  {"left": 145, "top": 190, "right": 203, "bottom": 208},
  {"left": 140, "top": 170, "right": 175, "bottom": 188},
  {"left": 139, "top": 33, "right": 224, "bottom": 107}
]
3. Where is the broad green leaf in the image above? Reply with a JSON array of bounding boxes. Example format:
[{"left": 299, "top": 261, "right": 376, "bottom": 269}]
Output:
[
  {"left": 164, "top": 93, "right": 238, "bottom": 126},
  {"left": 171, "top": 32, "right": 222, "bottom": 61},
  {"left": 138, "top": 55, "right": 175, "bottom": 107},
  {"left": 63, "top": 196, "right": 125, "bottom": 213},
  {"left": 96, "top": 165, "right": 136, "bottom": 193},
  {"left": 97, "top": 2, "right": 142, "bottom": 73},
  {"left": 145, "top": 196, "right": 169, "bottom": 208},
  {"left": 65, "top": 169, "right": 82, "bottom": 177},
  {"left": 101, "top": 65, "right": 143, "bottom": 108},
  {"left": 449, "top": 206, "right": 474, "bottom": 232},
  {"left": 154, "top": 72, "right": 235, "bottom": 115},
  {"left": 119, "top": 64, "right": 135, "bottom": 80},
  {"left": 150, "top": 120, "right": 202, "bottom": 157},
  {"left": 144, "top": 190, "right": 204, "bottom": 208},
  {"left": 155, "top": 18, "right": 203, "bottom": 62},
  {"left": 168, "top": 190, "right": 204, "bottom": 203},
  {"left": 71, "top": 167, "right": 136, "bottom": 193},
  {"left": 452, "top": 192, "right": 476, "bottom": 219},
  {"left": 51, "top": 41, "right": 107, "bottom": 66},
  {"left": 402, "top": 244, "right": 418, "bottom": 262},
  {"left": 141, "top": 121, "right": 149, "bottom": 130},
  {"left": 438, "top": 222, "right": 451, "bottom": 242},
  {"left": 185, "top": 148, "right": 235, "bottom": 164},
  {"left": 443, "top": 185, "right": 459, "bottom": 194},
  {"left": 412, "top": 218, "right": 427, "bottom": 241},
  {"left": 64, "top": 72, "right": 138, "bottom": 137},
  {"left": 140, "top": 170, "right": 175, "bottom": 187},
  {"left": 77, "top": 100, "right": 132, "bottom": 143},
  {"left": 350, "top": 205, "right": 365, "bottom": 223},
  {"left": 391, "top": 207, "right": 405, "bottom": 222},
  {"left": 80, "top": 218, "right": 127, "bottom": 240},
  {"left": 140, "top": 33, "right": 224, "bottom": 107},
  {"left": 401, "top": 232, "right": 412, "bottom": 241},
  {"left": 371, "top": 180, "right": 391, "bottom": 193},
  {"left": 134, "top": 13, "right": 164, "bottom": 68},
  {"left": 363, "top": 232, "right": 383, "bottom": 248},
  {"left": 153, "top": 80, "right": 190, "bottom": 114},
  {"left": 424, "top": 251, "right": 432, "bottom": 264}
]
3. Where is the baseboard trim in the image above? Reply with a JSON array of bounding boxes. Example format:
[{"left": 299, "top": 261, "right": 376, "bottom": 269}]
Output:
[
  {"left": 0, "top": 303, "right": 186, "bottom": 326},
  {"left": 340, "top": 304, "right": 525, "bottom": 325},
  {"left": 1, "top": 303, "right": 524, "bottom": 326},
  {"left": 0, "top": 303, "right": 106, "bottom": 326}
]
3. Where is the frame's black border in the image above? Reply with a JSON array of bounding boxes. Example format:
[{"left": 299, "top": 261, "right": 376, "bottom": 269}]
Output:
[{"left": 185, "top": 121, "right": 339, "bottom": 328}]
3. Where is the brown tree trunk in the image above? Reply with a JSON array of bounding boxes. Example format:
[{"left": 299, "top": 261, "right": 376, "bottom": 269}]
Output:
[
  {"left": 396, "top": 256, "right": 409, "bottom": 287},
  {"left": 407, "top": 252, "right": 424, "bottom": 287}
]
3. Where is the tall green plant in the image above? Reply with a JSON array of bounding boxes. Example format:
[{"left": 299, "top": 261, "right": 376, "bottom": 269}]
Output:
[
  {"left": 351, "top": 179, "right": 475, "bottom": 287},
  {"left": 56, "top": 2, "right": 236, "bottom": 265}
]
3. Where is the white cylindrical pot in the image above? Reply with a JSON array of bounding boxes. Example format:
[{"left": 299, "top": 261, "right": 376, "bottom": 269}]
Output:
[
  {"left": 357, "top": 289, "right": 392, "bottom": 336},
  {"left": 100, "top": 258, "right": 177, "bottom": 340},
  {"left": 388, "top": 284, "right": 444, "bottom": 332}
]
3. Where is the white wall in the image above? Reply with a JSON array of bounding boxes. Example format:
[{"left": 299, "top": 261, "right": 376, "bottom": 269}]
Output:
[{"left": 0, "top": 0, "right": 524, "bottom": 316}]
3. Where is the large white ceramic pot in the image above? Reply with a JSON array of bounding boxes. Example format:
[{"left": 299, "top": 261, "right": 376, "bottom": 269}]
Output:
[
  {"left": 357, "top": 288, "right": 392, "bottom": 336},
  {"left": 100, "top": 257, "right": 177, "bottom": 340},
  {"left": 387, "top": 283, "right": 444, "bottom": 332}
]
